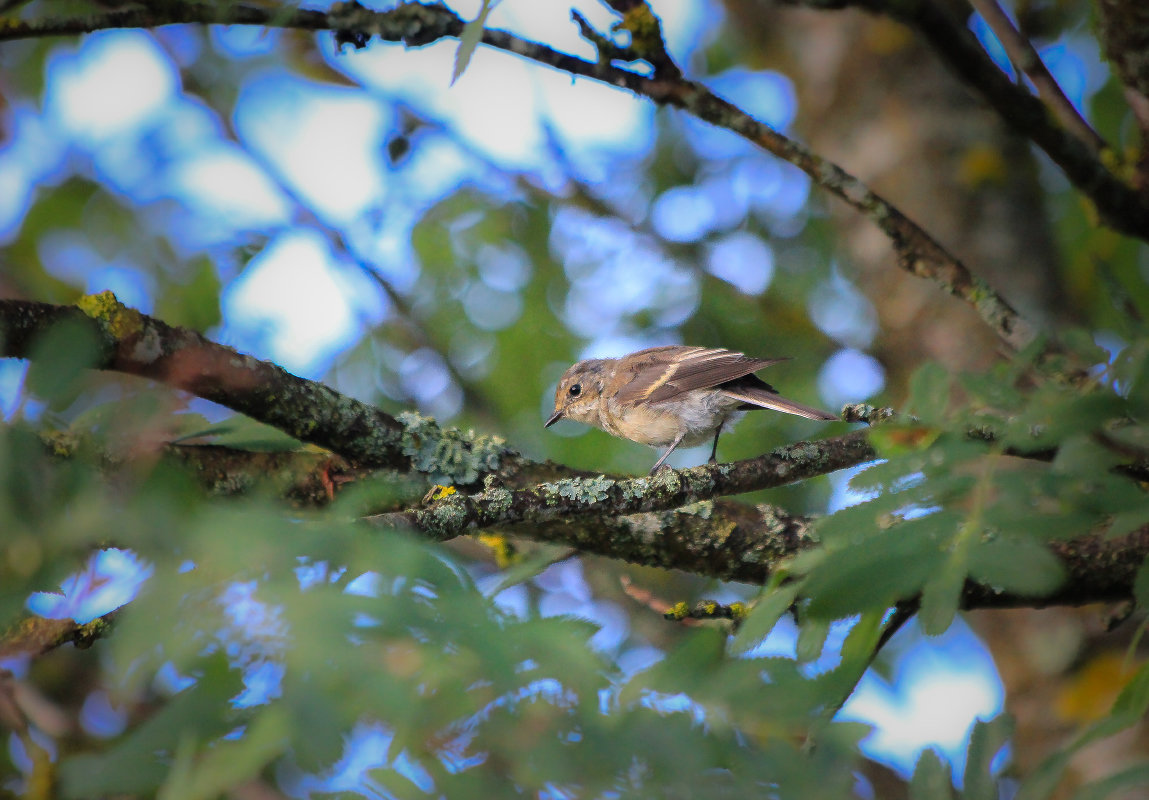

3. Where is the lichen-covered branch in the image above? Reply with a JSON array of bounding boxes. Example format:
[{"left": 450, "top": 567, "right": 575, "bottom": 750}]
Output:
[
  {"left": 0, "top": 611, "right": 117, "bottom": 659},
  {"left": 0, "top": 0, "right": 1037, "bottom": 353},
  {"left": 371, "top": 431, "right": 878, "bottom": 539},
  {"left": 0, "top": 296, "right": 522, "bottom": 483},
  {"left": 504, "top": 497, "right": 1149, "bottom": 611}
]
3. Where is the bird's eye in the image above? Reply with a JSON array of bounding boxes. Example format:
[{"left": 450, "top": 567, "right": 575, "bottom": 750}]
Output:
[{"left": 569, "top": 383, "right": 581, "bottom": 397}]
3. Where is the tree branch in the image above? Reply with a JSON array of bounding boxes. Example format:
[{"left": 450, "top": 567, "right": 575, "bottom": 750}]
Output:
[
  {"left": 0, "top": 295, "right": 524, "bottom": 483},
  {"left": 371, "top": 430, "right": 877, "bottom": 539},
  {"left": 781, "top": 0, "right": 1149, "bottom": 240},
  {"left": 0, "top": 0, "right": 1037, "bottom": 352},
  {"left": 966, "top": 0, "right": 1105, "bottom": 153},
  {"left": 0, "top": 611, "right": 117, "bottom": 659}
]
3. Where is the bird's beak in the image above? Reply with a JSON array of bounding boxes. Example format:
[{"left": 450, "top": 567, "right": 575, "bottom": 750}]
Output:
[{"left": 544, "top": 409, "right": 563, "bottom": 428}]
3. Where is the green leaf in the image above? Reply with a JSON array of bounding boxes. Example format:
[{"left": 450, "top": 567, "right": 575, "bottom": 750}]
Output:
[
  {"left": 60, "top": 656, "right": 244, "bottom": 797},
  {"left": 158, "top": 706, "right": 290, "bottom": 800},
  {"left": 802, "top": 515, "right": 956, "bottom": 620},
  {"left": 906, "top": 362, "right": 951, "bottom": 422},
  {"left": 918, "top": 550, "right": 966, "bottom": 636},
  {"left": 1070, "top": 762, "right": 1149, "bottom": 800},
  {"left": 25, "top": 316, "right": 105, "bottom": 410},
  {"left": 910, "top": 748, "right": 955, "bottom": 800},
  {"left": 451, "top": 0, "right": 497, "bottom": 84},
  {"left": 155, "top": 256, "right": 222, "bottom": 332},
  {"left": 959, "top": 370, "right": 1023, "bottom": 411},
  {"left": 796, "top": 617, "right": 830, "bottom": 664},
  {"left": 730, "top": 582, "right": 799, "bottom": 656},
  {"left": 1111, "top": 660, "right": 1149, "bottom": 717},
  {"left": 838, "top": 609, "right": 884, "bottom": 668},
  {"left": 169, "top": 415, "right": 304, "bottom": 451},
  {"left": 966, "top": 537, "right": 1066, "bottom": 597},
  {"left": 962, "top": 715, "right": 1012, "bottom": 800},
  {"left": 485, "top": 548, "right": 574, "bottom": 597}
]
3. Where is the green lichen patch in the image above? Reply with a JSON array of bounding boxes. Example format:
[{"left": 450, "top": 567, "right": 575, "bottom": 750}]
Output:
[
  {"left": 555, "top": 475, "right": 614, "bottom": 504},
  {"left": 677, "top": 500, "right": 714, "bottom": 519},
  {"left": 481, "top": 486, "right": 513, "bottom": 515},
  {"left": 415, "top": 492, "right": 469, "bottom": 539},
  {"left": 398, "top": 411, "right": 505, "bottom": 485}
]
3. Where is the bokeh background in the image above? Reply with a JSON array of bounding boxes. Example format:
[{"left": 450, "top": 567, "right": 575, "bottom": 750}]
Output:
[{"left": 2, "top": 0, "right": 1140, "bottom": 792}]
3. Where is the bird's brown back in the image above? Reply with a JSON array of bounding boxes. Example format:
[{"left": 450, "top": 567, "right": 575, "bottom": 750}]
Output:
[{"left": 611, "top": 346, "right": 788, "bottom": 406}]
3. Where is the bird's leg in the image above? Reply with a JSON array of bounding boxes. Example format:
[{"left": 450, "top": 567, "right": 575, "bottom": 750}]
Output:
[
  {"left": 650, "top": 432, "right": 686, "bottom": 474},
  {"left": 708, "top": 420, "right": 725, "bottom": 465}
]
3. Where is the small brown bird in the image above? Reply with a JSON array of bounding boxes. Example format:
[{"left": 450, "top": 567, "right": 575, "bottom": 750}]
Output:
[{"left": 545, "top": 345, "right": 836, "bottom": 473}]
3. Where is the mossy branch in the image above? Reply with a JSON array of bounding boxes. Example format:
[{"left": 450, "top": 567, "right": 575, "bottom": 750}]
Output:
[{"left": 0, "top": 296, "right": 521, "bottom": 481}]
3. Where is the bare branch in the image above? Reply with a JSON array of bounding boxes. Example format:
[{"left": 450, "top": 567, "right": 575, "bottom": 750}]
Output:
[{"left": 967, "top": 0, "right": 1106, "bottom": 153}]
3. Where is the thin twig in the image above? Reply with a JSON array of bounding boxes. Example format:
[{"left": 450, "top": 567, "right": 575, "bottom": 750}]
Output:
[{"left": 967, "top": 0, "right": 1106, "bottom": 153}]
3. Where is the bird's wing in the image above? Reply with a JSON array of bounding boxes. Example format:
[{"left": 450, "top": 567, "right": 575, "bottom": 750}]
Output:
[
  {"left": 721, "top": 385, "right": 839, "bottom": 421},
  {"left": 614, "top": 346, "right": 788, "bottom": 405}
]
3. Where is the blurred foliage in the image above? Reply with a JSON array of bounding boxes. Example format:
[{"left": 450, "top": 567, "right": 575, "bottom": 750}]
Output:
[{"left": 3, "top": 0, "right": 1149, "bottom": 796}]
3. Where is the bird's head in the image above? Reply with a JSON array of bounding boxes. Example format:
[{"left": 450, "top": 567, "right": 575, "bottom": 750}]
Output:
[{"left": 546, "top": 359, "right": 607, "bottom": 428}]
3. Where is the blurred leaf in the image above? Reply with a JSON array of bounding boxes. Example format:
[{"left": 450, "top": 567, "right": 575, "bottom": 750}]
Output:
[
  {"left": 159, "top": 705, "right": 290, "bottom": 800},
  {"left": 966, "top": 537, "right": 1065, "bottom": 597},
  {"left": 918, "top": 549, "right": 966, "bottom": 636},
  {"left": 838, "top": 609, "right": 883, "bottom": 668},
  {"left": 795, "top": 617, "right": 830, "bottom": 663},
  {"left": 910, "top": 748, "right": 955, "bottom": 800},
  {"left": 962, "top": 715, "right": 1012, "bottom": 800},
  {"left": 485, "top": 548, "right": 573, "bottom": 596},
  {"left": 155, "top": 257, "right": 221, "bottom": 332},
  {"left": 868, "top": 424, "right": 942, "bottom": 458},
  {"left": 452, "top": 0, "right": 497, "bottom": 84},
  {"left": 25, "top": 316, "right": 104, "bottom": 410},
  {"left": 802, "top": 514, "right": 957, "bottom": 620},
  {"left": 730, "top": 582, "right": 799, "bottom": 656},
  {"left": 906, "top": 362, "right": 951, "bottom": 422},
  {"left": 1070, "top": 763, "right": 1149, "bottom": 800},
  {"left": 60, "top": 656, "right": 244, "bottom": 797},
  {"left": 170, "top": 415, "right": 304, "bottom": 451}
]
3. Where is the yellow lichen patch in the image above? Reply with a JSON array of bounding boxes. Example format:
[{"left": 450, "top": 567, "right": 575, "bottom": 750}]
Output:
[
  {"left": 666, "top": 601, "right": 690, "bottom": 621},
  {"left": 729, "top": 602, "right": 747, "bottom": 621},
  {"left": 864, "top": 18, "right": 913, "bottom": 55},
  {"left": 958, "top": 144, "right": 1007, "bottom": 188},
  {"left": 477, "top": 532, "right": 517, "bottom": 569},
  {"left": 425, "top": 484, "right": 456, "bottom": 502},
  {"left": 615, "top": 4, "right": 661, "bottom": 52},
  {"left": 76, "top": 290, "right": 143, "bottom": 340},
  {"left": 1055, "top": 651, "right": 1140, "bottom": 724}
]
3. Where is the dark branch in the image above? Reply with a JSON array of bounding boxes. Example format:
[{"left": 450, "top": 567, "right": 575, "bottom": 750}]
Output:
[
  {"left": 0, "top": 294, "right": 412, "bottom": 468},
  {"left": 782, "top": 0, "right": 1149, "bottom": 240}
]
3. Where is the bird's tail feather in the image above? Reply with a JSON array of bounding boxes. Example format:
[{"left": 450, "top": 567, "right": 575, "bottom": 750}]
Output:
[{"left": 722, "top": 388, "right": 837, "bottom": 421}]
